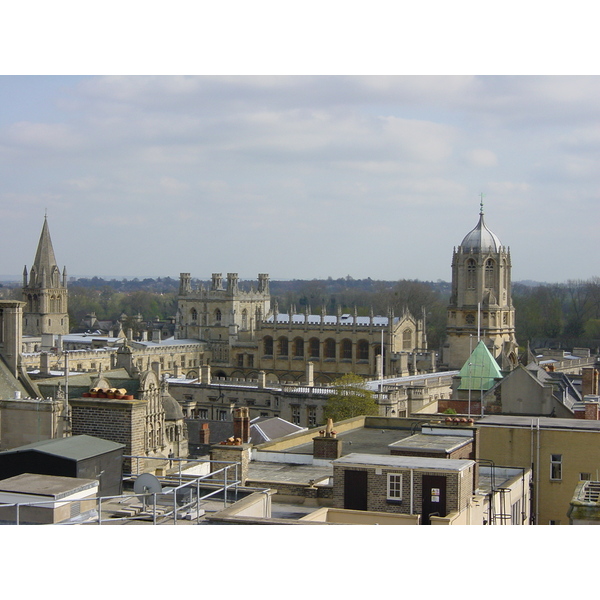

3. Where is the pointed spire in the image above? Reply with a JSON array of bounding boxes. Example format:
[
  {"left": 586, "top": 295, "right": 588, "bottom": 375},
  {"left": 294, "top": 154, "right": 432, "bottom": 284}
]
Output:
[{"left": 32, "top": 216, "right": 60, "bottom": 287}]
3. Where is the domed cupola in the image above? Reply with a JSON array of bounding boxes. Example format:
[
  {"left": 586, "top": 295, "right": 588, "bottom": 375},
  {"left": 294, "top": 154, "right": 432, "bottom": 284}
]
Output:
[{"left": 460, "top": 208, "right": 502, "bottom": 252}]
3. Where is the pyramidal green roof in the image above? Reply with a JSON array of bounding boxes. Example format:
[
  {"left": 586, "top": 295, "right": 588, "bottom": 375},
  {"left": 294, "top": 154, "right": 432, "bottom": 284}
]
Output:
[{"left": 457, "top": 340, "right": 503, "bottom": 391}]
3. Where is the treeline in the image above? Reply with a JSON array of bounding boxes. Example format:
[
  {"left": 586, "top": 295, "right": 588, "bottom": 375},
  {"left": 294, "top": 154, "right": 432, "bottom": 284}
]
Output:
[
  {"left": 513, "top": 278, "right": 600, "bottom": 350},
  {"left": 6, "top": 274, "right": 600, "bottom": 351}
]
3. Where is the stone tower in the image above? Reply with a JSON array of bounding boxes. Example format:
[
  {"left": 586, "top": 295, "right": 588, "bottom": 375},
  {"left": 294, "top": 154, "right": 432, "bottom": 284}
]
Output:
[
  {"left": 22, "top": 217, "right": 69, "bottom": 336},
  {"left": 443, "top": 203, "right": 518, "bottom": 371}
]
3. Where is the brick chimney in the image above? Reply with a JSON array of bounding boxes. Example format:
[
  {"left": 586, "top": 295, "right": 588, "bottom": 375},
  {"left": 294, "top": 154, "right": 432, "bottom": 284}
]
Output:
[
  {"left": 313, "top": 418, "right": 342, "bottom": 460},
  {"left": 198, "top": 422, "right": 210, "bottom": 444},
  {"left": 233, "top": 407, "right": 250, "bottom": 443}
]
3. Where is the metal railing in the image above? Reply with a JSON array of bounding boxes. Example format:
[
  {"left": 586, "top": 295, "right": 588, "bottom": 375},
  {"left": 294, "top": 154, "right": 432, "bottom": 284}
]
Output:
[{"left": 0, "top": 458, "right": 244, "bottom": 525}]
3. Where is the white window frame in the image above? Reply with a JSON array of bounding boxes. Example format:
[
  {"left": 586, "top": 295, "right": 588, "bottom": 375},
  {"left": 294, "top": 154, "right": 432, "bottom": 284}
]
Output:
[
  {"left": 550, "top": 454, "right": 562, "bottom": 481},
  {"left": 387, "top": 473, "right": 403, "bottom": 501}
]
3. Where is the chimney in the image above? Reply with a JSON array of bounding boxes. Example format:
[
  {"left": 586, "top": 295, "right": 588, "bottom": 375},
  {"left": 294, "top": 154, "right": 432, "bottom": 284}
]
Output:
[
  {"left": 313, "top": 418, "right": 343, "bottom": 460},
  {"left": 582, "top": 368, "right": 599, "bottom": 397},
  {"left": 198, "top": 422, "right": 210, "bottom": 444},
  {"left": 233, "top": 407, "right": 250, "bottom": 443},
  {"left": 152, "top": 329, "right": 161, "bottom": 343}
]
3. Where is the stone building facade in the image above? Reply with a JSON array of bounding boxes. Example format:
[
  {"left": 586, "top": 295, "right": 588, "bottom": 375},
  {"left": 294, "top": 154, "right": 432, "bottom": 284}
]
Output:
[
  {"left": 22, "top": 217, "right": 69, "bottom": 337},
  {"left": 176, "top": 272, "right": 430, "bottom": 383},
  {"left": 443, "top": 205, "right": 518, "bottom": 371}
]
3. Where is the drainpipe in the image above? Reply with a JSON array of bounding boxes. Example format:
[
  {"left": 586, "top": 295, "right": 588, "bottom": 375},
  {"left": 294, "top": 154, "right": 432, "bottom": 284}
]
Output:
[{"left": 410, "top": 469, "right": 414, "bottom": 515}]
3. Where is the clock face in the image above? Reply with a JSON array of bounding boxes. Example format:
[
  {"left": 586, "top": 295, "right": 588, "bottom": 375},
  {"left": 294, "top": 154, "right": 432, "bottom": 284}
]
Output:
[{"left": 466, "top": 313, "right": 475, "bottom": 324}]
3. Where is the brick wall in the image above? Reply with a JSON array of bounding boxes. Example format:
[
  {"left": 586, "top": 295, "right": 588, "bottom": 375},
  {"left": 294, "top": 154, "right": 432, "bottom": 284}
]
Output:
[
  {"left": 333, "top": 464, "right": 473, "bottom": 517},
  {"left": 70, "top": 397, "right": 147, "bottom": 473}
]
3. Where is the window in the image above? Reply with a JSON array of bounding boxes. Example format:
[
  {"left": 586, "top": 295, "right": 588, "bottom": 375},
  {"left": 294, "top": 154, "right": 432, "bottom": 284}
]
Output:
[
  {"left": 466, "top": 258, "right": 476, "bottom": 290},
  {"left": 278, "top": 337, "right": 289, "bottom": 357},
  {"left": 293, "top": 338, "right": 304, "bottom": 358},
  {"left": 291, "top": 405, "right": 301, "bottom": 425},
  {"left": 357, "top": 339, "right": 369, "bottom": 361},
  {"left": 550, "top": 454, "right": 562, "bottom": 480},
  {"left": 217, "top": 410, "right": 227, "bottom": 421},
  {"left": 309, "top": 338, "right": 320, "bottom": 358},
  {"left": 324, "top": 338, "right": 336, "bottom": 359},
  {"left": 190, "top": 308, "right": 198, "bottom": 321},
  {"left": 198, "top": 409, "right": 208, "bottom": 419},
  {"left": 341, "top": 339, "right": 352, "bottom": 360},
  {"left": 402, "top": 328, "right": 412, "bottom": 350},
  {"left": 485, "top": 258, "right": 495, "bottom": 288},
  {"left": 307, "top": 406, "right": 317, "bottom": 427},
  {"left": 263, "top": 336, "right": 273, "bottom": 356},
  {"left": 215, "top": 308, "right": 222, "bottom": 323},
  {"left": 549, "top": 520, "right": 561, "bottom": 525},
  {"left": 511, "top": 499, "right": 521, "bottom": 525},
  {"left": 580, "top": 473, "right": 592, "bottom": 481},
  {"left": 237, "top": 354, "right": 244, "bottom": 367},
  {"left": 387, "top": 473, "right": 403, "bottom": 501},
  {"left": 241, "top": 309, "right": 248, "bottom": 330}
]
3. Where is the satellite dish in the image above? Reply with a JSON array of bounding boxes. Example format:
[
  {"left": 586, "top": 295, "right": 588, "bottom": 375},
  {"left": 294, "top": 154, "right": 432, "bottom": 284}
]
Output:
[{"left": 134, "top": 473, "right": 162, "bottom": 496}]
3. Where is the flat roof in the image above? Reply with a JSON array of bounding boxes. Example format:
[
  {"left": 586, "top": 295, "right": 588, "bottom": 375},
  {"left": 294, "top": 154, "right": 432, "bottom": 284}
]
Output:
[
  {"left": 334, "top": 452, "right": 474, "bottom": 472},
  {"left": 282, "top": 426, "right": 415, "bottom": 456},
  {"left": 0, "top": 473, "right": 98, "bottom": 499},
  {"left": 388, "top": 433, "right": 472, "bottom": 454},
  {"left": 478, "top": 415, "right": 600, "bottom": 431}
]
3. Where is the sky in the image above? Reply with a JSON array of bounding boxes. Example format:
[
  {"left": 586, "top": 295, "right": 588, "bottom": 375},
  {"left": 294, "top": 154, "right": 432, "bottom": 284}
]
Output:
[{"left": 1, "top": 6, "right": 599, "bottom": 286}]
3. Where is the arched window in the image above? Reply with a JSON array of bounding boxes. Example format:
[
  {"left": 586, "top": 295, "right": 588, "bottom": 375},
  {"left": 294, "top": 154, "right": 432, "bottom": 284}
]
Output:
[
  {"left": 190, "top": 308, "right": 198, "bottom": 321},
  {"left": 241, "top": 309, "right": 248, "bottom": 330},
  {"left": 324, "top": 338, "right": 336, "bottom": 359},
  {"left": 485, "top": 259, "right": 495, "bottom": 289},
  {"left": 263, "top": 336, "right": 273, "bottom": 356},
  {"left": 309, "top": 338, "right": 320, "bottom": 358},
  {"left": 341, "top": 339, "right": 352, "bottom": 360},
  {"left": 466, "top": 259, "right": 476, "bottom": 290},
  {"left": 293, "top": 338, "right": 304, "bottom": 357},
  {"left": 278, "top": 336, "right": 289, "bottom": 356},
  {"left": 402, "top": 328, "right": 412, "bottom": 350},
  {"left": 357, "top": 339, "right": 369, "bottom": 361},
  {"left": 215, "top": 308, "right": 222, "bottom": 324}
]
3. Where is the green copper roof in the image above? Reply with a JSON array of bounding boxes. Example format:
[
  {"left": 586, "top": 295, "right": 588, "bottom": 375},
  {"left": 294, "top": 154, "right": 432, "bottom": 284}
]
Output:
[{"left": 457, "top": 340, "right": 503, "bottom": 391}]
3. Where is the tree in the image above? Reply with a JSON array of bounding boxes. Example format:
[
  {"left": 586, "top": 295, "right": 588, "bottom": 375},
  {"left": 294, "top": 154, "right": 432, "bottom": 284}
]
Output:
[{"left": 323, "top": 374, "right": 379, "bottom": 423}]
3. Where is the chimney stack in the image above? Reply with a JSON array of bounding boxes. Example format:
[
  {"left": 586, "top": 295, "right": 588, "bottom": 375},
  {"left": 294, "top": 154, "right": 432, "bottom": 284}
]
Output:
[{"left": 233, "top": 407, "right": 250, "bottom": 443}]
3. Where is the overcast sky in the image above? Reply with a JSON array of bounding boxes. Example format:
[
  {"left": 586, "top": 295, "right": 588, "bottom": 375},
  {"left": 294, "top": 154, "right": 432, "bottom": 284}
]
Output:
[{"left": 1, "top": 74, "right": 599, "bottom": 284}]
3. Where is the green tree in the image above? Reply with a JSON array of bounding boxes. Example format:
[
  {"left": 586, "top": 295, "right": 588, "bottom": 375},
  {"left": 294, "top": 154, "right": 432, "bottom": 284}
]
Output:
[{"left": 323, "top": 374, "right": 379, "bottom": 423}]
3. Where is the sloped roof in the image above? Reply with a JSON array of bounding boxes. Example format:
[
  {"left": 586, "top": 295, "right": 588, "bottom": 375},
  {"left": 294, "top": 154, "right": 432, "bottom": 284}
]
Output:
[
  {"left": 0, "top": 435, "right": 124, "bottom": 461},
  {"left": 250, "top": 416, "right": 305, "bottom": 444},
  {"left": 457, "top": 340, "right": 503, "bottom": 391}
]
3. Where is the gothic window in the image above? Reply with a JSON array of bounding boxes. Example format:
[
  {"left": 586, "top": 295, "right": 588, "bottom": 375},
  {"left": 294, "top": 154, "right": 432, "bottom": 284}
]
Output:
[
  {"left": 214, "top": 308, "right": 222, "bottom": 324},
  {"left": 309, "top": 338, "right": 320, "bottom": 358},
  {"left": 357, "top": 339, "right": 369, "bottom": 361},
  {"left": 466, "top": 259, "right": 476, "bottom": 290},
  {"left": 242, "top": 309, "right": 248, "bottom": 330},
  {"left": 293, "top": 338, "right": 304, "bottom": 357},
  {"left": 324, "top": 338, "right": 336, "bottom": 359},
  {"left": 278, "top": 336, "right": 289, "bottom": 357},
  {"left": 341, "top": 339, "right": 352, "bottom": 360},
  {"left": 263, "top": 336, "right": 273, "bottom": 356},
  {"left": 191, "top": 308, "right": 198, "bottom": 321},
  {"left": 402, "top": 328, "right": 412, "bottom": 350},
  {"left": 485, "top": 259, "right": 495, "bottom": 289},
  {"left": 237, "top": 354, "right": 244, "bottom": 367}
]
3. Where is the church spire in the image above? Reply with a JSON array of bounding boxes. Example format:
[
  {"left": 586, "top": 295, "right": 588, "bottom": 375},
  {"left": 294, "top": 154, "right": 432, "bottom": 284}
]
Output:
[{"left": 32, "top": 216, "right": 59, "bottom": 283}]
